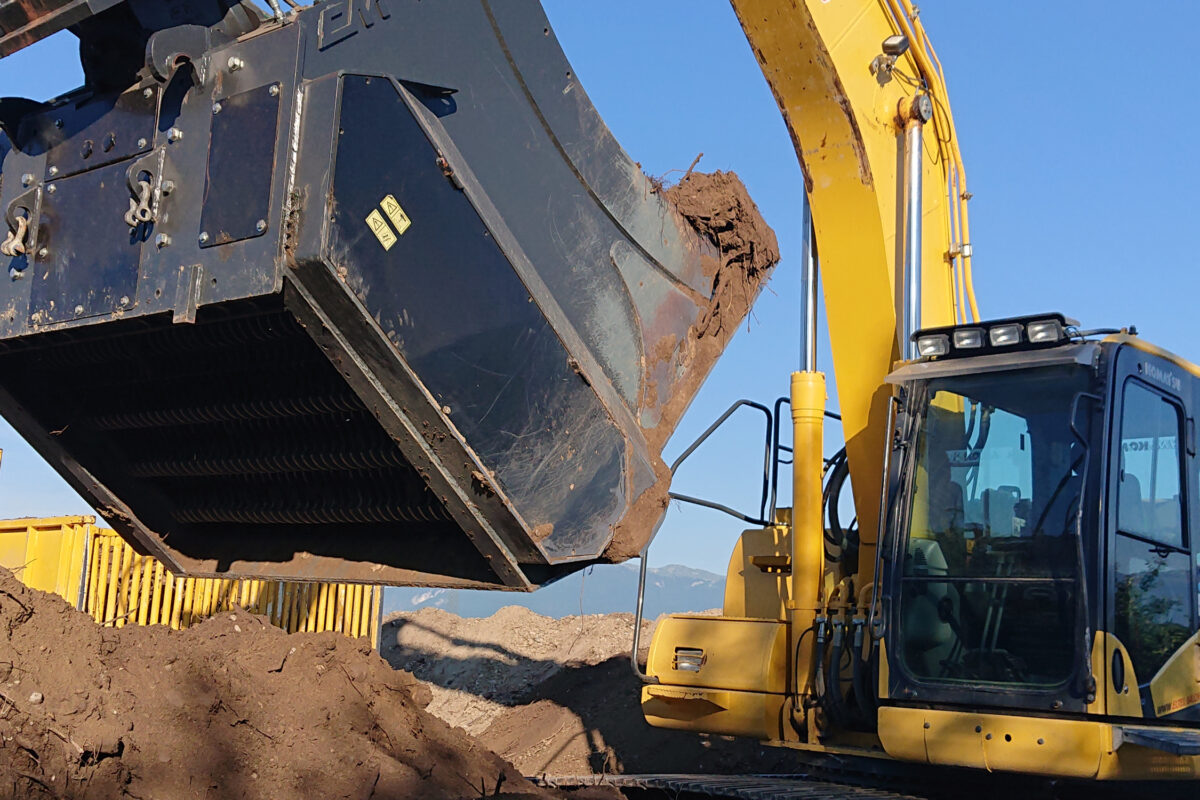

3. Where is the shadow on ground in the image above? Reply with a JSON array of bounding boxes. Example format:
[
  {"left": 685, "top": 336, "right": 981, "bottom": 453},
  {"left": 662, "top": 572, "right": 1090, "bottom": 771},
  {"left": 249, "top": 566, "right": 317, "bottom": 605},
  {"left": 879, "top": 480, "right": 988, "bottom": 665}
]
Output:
[{"left": 380, "top": 614, "right": 799, "bottom": 776}]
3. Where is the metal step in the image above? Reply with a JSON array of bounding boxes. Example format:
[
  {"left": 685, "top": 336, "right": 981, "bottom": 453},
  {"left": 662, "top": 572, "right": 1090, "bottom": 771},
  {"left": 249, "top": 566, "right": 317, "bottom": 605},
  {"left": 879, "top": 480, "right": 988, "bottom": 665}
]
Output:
[{"left": 1120, "top": 726, "right": 1200, "bottom": 756}]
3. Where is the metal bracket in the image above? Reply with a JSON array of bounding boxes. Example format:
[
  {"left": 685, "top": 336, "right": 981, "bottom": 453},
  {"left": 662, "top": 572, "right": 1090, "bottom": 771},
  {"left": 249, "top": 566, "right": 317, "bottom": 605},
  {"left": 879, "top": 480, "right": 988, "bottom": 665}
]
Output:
[
  {"left": 146, "top": 25, "right": 213, "bottom": 86},
  {"left": 124, "top": 149, "right": 166, "bottom": 229},
  {"left": 173, "top": 264, "right": 204, "bottom": 324},
  {"left": 1, "top": 185, "right": 41, "bottom": 258}
]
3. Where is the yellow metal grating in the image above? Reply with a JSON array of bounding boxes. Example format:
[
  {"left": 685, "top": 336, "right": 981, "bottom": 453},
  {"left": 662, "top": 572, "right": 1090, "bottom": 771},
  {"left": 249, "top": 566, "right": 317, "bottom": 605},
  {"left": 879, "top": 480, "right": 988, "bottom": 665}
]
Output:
[{"left": 0, "top": 517, "right": 381, "bottom": 648}]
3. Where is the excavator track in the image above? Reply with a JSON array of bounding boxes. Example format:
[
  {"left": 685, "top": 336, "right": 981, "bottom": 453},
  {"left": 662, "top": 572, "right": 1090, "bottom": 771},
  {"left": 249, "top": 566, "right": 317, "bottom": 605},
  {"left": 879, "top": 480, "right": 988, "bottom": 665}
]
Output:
[{"left": 538, "top": 774, "right": 925, "bottom": 799}]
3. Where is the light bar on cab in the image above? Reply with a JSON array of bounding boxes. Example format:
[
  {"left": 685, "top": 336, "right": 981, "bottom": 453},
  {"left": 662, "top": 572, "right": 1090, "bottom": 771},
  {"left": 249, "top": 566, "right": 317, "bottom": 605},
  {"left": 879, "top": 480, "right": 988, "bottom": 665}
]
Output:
[{"left": 911, "top": 313, "right": 1078, "bottom": 361}]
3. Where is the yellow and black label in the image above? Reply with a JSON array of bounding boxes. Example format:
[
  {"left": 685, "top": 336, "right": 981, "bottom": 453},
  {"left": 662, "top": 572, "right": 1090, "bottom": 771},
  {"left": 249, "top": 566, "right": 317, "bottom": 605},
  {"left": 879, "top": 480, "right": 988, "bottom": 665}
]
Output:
[
  {"left": 365, "top": 209, "right": 397, "bottom": 251},
  {"left": 381, "top": 194, "right": 412, "bottom": 235},
  {"left": 364, "top": 194, "right": 412, "bottom": 251}
]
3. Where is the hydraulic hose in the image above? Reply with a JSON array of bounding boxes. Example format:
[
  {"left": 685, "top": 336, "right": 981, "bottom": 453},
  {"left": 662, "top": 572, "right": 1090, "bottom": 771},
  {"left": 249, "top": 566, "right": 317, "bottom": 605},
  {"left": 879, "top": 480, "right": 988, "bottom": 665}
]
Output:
[
  {"left": 851, "top": 617, "right": 874, "bottom": 726},
  {"left": 825, "top": 617, "right": 851, "bottom": 730}
]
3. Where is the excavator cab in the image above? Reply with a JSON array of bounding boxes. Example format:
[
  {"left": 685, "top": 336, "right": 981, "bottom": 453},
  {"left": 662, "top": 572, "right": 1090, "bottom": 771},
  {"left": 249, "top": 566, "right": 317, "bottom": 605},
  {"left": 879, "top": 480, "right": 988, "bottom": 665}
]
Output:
[
  {"left": 878, "top": 315, "right": 1200, "bottom": 774},
  {"left": 642, "top": 314, "right": 1200, "bottom": 779}
]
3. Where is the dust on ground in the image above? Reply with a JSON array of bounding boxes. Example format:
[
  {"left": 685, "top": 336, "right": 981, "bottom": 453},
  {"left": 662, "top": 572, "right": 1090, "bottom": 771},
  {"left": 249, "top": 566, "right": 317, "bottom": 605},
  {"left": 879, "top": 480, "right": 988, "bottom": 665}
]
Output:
[
  {"left": 0, "top": 568, "right": 567, "bottom": 800},
  {"left": 382, "top": 606, "right": 796, "bottom": 777}
]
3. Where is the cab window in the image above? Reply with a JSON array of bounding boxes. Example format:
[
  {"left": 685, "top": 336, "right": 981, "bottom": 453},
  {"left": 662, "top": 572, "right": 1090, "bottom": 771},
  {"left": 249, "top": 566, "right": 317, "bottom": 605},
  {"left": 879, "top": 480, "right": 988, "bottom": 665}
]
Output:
[
  {"left": 1114, "top": 378, "right": 1191, "bottom": 686},
  {"left": 1118, "top": 381, "right": 1183, "bottom": 548}
]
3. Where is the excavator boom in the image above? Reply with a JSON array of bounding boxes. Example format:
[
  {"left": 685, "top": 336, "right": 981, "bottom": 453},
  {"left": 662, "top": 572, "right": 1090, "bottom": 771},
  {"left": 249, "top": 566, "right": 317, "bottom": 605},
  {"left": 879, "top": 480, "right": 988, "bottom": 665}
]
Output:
[{"left": 731, "top": 0, "right": 974, "bottom": 581}]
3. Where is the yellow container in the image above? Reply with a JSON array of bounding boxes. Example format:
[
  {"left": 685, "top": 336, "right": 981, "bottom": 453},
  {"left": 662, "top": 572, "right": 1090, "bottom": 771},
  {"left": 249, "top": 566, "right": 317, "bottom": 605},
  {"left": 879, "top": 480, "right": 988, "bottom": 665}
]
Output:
[
  {"left": 0, "top": 516, "right": 94, "bottom": 606},
  {"left": 0, "top": 517, "right": 381, "bottom": 648}
]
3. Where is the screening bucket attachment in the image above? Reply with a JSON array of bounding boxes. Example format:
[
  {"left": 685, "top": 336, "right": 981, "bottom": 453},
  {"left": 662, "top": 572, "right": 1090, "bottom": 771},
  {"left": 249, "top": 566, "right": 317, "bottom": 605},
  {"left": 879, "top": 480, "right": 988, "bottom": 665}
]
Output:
[{"left": 0, "top": 1, "right": 774, "bottom": 588}]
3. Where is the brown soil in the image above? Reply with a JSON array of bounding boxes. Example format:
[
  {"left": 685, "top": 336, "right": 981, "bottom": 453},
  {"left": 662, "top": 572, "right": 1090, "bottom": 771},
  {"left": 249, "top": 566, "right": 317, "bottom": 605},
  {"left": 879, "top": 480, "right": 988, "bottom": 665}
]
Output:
[
  {"left": 382, "top": 607, "right": 796, "bottom": 777},
  {"left": 651, "top": 170, "right": 779, "bottom": 450},
  {"left": 0, "top": 569, "right": 565, "bottom": 800},
  {"left": 604, "top": 170, "right": 780, "bottom": 562}
]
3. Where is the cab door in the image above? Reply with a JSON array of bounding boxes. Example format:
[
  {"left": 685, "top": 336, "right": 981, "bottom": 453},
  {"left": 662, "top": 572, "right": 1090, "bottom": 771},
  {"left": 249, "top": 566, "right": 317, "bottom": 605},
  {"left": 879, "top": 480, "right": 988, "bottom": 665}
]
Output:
[{"left": 1108, "top": 365, "right": 1198, "bottom": 722}]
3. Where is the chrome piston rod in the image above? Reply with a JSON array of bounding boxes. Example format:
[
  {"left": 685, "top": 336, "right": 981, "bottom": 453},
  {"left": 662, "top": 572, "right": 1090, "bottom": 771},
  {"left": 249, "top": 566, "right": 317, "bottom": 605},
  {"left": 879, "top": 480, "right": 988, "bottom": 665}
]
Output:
[{"left": 901, "top": 95, "right": 932, "bottom": 359}]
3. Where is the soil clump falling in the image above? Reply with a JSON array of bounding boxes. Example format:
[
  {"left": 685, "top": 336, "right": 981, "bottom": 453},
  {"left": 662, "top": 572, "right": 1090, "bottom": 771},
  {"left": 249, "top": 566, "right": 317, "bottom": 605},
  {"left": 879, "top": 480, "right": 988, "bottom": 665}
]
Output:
[{"left": 605, "top": 170, "right": 780, "bottom": 562}]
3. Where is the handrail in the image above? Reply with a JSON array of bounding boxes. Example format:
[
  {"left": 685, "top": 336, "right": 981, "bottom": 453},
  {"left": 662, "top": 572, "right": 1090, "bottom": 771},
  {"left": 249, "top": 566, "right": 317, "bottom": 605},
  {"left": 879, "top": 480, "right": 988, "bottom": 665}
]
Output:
[
  {"left": 668, "top": 399, "right": 774, "bottom": 524},
  {"left": 632, "top": 398, "right": 774, "bottom": 684},
  {"left": 631, "top": 396, "right": 843, "bottom": 684},
  {"left": 629, "top": 549, "right": 658, "bottom": 684}
]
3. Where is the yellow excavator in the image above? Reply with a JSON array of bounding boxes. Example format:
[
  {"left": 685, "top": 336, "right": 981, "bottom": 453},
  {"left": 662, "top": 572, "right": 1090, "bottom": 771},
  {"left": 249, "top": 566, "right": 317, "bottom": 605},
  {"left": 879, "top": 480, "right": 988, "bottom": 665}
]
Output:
[
  {"left": 639, "top": 0, "right": 1200, "bottom": 787},
  {"left": 0, "top": 0, "right": 1196, "bottom": 791}
]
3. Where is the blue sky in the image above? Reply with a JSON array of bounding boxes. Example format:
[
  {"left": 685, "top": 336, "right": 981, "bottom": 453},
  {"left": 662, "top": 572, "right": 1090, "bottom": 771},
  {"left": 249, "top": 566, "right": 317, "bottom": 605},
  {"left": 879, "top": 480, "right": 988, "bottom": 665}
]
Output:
[{"left": 0, "top": 2, "right": 1195, "bottom": 577}]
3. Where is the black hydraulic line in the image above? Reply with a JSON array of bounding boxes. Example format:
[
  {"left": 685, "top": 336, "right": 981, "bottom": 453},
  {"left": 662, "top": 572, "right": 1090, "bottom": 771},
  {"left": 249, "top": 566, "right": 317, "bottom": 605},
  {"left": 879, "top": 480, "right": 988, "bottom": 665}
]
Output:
[
  {"left": 964, "top": 406, "right": 993, "bottom": 499},
  {"left": 811, "top": 616, "right": 828, "bottom": 714},
  {"left": 790, "top": 622, "right": 815, "bottom": 737},
  {"left": 851, "top": 617, "right": 875, "bottom": 726},
  {"left": 825, "top": 617, "right": 851, "bottom": 730},
  {"left": 963, "top": 400, "right": 977, "bottom": 449},
  {"left": 1027, "top": 452, "right": 1085, "bottom": 537},
  {"left": 667, "top": 492, "right": 770, "bottom": 527},
  {"left": 824, "top": 449, "right": 851, "bottom": 548},
  {"left": 769, "top": 396, "right": 790, "bottom": 519}
]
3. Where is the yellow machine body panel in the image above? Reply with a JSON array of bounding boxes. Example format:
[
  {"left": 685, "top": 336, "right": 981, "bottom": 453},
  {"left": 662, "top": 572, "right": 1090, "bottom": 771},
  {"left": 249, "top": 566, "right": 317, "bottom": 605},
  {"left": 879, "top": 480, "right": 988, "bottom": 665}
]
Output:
[
  {"left": 1149, "top": 630, "right": 1200, "bottom": 719},
  {"left": 641, "top": 684, "right": 787, "bottom": 742},
  {"left": 643, "top": 615, "right": 790, "bottom": 740},
  {"left": 647, "top": 615, "right": 789, "bottom": 694},
  {"left": 722, "top": 524, "right": 792, "bottom": 621},
  {"left": 1092, "top": 632, "right": 1145, "bottom": 719},
  {"left": 880, "top": 706, "right": 1200, "bottom": 780}
]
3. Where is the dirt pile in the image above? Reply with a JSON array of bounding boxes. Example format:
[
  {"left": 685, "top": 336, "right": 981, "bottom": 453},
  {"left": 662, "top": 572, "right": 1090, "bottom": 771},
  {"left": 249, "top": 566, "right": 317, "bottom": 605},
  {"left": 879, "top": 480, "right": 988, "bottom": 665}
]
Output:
[
  {"left": 0, "top": 569, "right": 567, "bottom": 800},
  {"left": 382, "top": 607, "right": 795, "bottom": 777}
]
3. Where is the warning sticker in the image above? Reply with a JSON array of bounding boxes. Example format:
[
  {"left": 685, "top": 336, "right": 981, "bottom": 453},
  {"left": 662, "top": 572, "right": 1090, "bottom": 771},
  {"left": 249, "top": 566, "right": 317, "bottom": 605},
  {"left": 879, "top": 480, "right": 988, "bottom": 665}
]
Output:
[
  {"left": 380, "top": 194, "right": 412, "bottom": 236},
  {"left": 365, "top": 209, "right": 397, "bottom": 251}
]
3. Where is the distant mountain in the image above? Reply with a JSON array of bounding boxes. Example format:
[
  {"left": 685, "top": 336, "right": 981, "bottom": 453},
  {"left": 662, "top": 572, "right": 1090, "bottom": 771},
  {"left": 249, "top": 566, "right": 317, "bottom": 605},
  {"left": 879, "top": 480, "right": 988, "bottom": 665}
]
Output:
[{"left": 384, "top": 562, "right": 724, "bottom": 620}]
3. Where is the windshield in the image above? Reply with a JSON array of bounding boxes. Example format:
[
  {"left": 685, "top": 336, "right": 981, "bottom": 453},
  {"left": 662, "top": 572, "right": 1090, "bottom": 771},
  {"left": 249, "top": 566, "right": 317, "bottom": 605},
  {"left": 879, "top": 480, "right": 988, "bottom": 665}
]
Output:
[{"left": 897, "top": 365, "right": 1094, "bottom": 689}]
